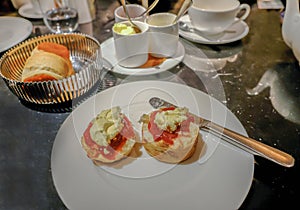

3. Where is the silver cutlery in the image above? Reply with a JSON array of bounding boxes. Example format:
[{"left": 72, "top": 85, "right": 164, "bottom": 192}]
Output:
[
  {"left": 120, "top": 0, "right": 142, "bottom": 33},
  {"left": 173, "top": 0, "right": 192, "bottom": 23},
  {"left": 179, "top": 21, "right": 236, "bottom": 42},
  {"left": 178, "top": 21, "right": 220, "bottom": 41},
  {"left": 139, "top": 0, "right": 160, "bottom": 17}
]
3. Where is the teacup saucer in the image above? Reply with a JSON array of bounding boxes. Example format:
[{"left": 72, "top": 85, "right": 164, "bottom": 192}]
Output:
[
  {"left": 18, "top": 3, "right": 43, "bottom": 19},
  {"left": 101, "top": 37, "right": 185, "bottom": 76},
  {"left": 179, "top": 15, "right": 249, "bottom": 45}
]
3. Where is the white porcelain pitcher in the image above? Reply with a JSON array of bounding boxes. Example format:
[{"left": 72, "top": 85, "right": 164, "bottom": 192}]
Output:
[{"left": 282, "top": 0, "right": 300, "bottom": 64}]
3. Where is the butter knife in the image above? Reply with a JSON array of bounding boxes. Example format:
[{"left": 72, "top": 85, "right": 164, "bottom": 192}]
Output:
[{"left": 149, "top": 97, "right": 295, "bottom": 167}]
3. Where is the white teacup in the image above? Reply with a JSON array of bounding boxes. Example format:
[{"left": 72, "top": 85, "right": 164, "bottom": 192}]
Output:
[
  {"left": 112, "top": 21, "right": 149, "bottom": 68},
  {"left": 146, "top": 12, "right": 179, "bottom": 58},
  {"left": 114, "top": 4, "right": 147, "bottom": 23},
  {"left": 188, "top": 0, "right": 250, "bottom": 35}
]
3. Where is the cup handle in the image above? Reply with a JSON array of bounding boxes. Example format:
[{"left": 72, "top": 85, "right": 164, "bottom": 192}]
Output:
[{"left": 238, "top": 3, "right": 251, "bottom": 20}]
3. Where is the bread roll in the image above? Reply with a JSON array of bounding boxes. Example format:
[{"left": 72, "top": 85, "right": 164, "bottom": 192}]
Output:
[
  {"left": 81, "top": 107, "right": 137, "bottom": 163},
  {"left": 21, "top": 42, "right": 75, "bottom": 82},
  {"left": 22, "top": 51, "right": 70, "bottom": 81},
  {"left": 141, "top": 106, "right": 199, "bottom": 163}
]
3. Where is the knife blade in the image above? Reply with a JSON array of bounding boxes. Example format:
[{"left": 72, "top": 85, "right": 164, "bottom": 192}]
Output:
[{"left": 149, "top": 97, "right": 295, "bottom": 167}]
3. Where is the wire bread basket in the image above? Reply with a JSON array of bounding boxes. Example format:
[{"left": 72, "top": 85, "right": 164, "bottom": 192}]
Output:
[{"left": 0, "top": 33, "right": 103, "bottom": 105}]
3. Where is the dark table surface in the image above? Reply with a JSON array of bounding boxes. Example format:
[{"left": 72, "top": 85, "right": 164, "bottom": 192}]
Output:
[{"left": 1, "top": 0, "right": 300, "bottom": 209}]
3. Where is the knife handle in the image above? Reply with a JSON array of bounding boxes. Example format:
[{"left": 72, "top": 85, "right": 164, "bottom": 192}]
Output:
[{"left": 206, "top": 122, "right": 295, "bottom": 167}]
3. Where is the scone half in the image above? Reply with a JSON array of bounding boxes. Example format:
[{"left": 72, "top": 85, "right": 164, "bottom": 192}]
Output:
[
  {"left": 141, "top": 106, "right": 199, "bottom": 163},
  {"left": 21, "top": 42, "right": 75, "bottom": 82},
  {"left": 81, "top": 106, "right": 136, "bottom": 163}
]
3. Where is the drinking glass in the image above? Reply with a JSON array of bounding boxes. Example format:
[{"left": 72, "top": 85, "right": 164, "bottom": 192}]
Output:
[{"left": 43, "top": 6, "right": 79, "bottom": 33}]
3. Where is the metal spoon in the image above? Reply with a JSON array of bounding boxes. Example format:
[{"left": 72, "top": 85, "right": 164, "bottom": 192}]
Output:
[
  {"left": 120, "top": 0, "right": 142, "bottom": 33},
  {"left": 179, "top": 21, "right": 211, "bottom": 35},
  {"left": 139, "top": 0, "right": 160, "bottom": 17},
  {"left": 173, "top": 0, "right": 192, "bottom": 23},
  {"left": 179, "top": 21, "right": 195, "bottom": 32},
  {"left": 179, "top": 21, "right": 218, "bottom": 41},
  {"left": 179, "top": 21, "right": 236, "bottom": 34}
]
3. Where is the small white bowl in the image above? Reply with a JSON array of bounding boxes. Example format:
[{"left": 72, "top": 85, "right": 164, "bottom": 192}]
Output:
[
  {"left": 112, "top": 21, "right": 149, "bottom": 68},
  {"left": 114, "top": 4, "right": 147, "bottom": 23}
]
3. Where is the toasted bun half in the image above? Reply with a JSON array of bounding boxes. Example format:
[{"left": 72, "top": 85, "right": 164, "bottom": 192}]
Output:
[
  {"left": 21, "top": 42, "right": 75, "bottom": 82},
  {"left": 22, "top": 51, "right": 70, "bottom": 82},
  {"left": 81, "top": 107, "right": 136, "bottom": 163},
  {"left": 141, "top": 107, "right": 199, "bottom": 163}
]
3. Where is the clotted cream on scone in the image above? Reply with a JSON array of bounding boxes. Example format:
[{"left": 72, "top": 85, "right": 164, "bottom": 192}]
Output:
[
  {"left": 81, "top": 106, "right": 136, "bottom": 163},
  {"left": 141, "top": 106, "right": 200, "bottom": 163}
]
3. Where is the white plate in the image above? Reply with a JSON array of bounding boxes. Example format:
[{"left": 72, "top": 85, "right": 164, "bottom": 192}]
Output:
[
  {"left": 179, "top": 15, "right": 249, "bottom": 45},
  {"left": 101, "top": 37, "right": 185, "bottom": 76},
  {"left": 0, "top": 17, "right": 33, "bottom": 53},
  {"left": 51, "top": 81, "right": 254, "bottom": 210},
  {"left": 18, "top": 3, "right": 43, "bottom": 19}
]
